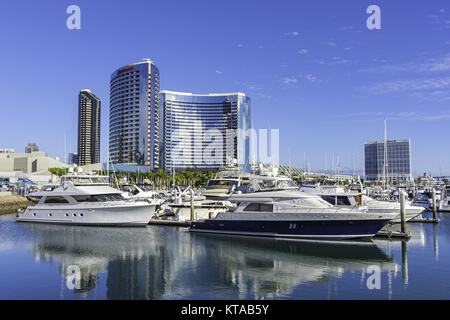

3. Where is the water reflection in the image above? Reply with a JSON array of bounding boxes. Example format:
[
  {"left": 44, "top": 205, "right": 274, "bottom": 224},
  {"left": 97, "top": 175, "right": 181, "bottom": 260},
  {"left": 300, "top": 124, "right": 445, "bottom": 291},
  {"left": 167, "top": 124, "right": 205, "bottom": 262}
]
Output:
[
  {"left": 191, "top": 234, "right": 399, "bottom": 299},
  {"left": 21, "top": 223, "right": 400, "bottom": 299}
]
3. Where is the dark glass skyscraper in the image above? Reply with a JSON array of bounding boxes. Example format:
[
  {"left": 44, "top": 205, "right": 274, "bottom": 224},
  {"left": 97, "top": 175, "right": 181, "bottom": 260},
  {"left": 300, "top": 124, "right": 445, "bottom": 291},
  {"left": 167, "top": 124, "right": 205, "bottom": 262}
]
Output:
[
  {"left": 364, "top": 139, "right": 412, "bottom": 182},
  {"left": 109, "top": 60, "right": 160, "bottom": 169},
  {"left": 78, "top": 89, "right": 101, "bottom": 165}
]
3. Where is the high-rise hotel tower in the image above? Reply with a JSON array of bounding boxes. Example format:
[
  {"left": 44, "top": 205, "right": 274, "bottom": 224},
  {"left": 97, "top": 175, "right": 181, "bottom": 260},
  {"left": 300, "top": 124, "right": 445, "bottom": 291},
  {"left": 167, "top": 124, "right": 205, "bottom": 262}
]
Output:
[
  {"left": 159, "top": 91, "right": 251, "bottom": 172},
  {"left": 109, "top": 60, "right": 161, "bottom": 169},
  {"left": 78, "top": 89, "right": 101, "bottom": 165}
]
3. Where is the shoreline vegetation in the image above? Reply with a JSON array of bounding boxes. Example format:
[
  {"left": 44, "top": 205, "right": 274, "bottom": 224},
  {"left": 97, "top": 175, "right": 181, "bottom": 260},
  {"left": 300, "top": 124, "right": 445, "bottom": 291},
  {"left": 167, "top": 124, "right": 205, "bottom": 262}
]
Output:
[{"left": 0, "top": 194, "right": 29, "bottom": 215}]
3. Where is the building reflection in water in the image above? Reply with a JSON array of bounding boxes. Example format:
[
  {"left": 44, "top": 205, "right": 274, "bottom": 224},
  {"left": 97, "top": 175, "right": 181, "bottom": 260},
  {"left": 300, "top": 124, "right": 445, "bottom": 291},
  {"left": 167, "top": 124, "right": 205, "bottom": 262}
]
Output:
[{"left": 23, "top": 223, "right": 400, "bottom": 299}]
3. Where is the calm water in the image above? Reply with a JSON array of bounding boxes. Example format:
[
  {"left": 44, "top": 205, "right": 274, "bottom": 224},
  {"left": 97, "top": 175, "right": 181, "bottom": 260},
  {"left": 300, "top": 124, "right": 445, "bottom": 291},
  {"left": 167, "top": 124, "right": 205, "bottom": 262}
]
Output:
[{"left": 0, "top": 210, "right": 449, "bottom": 300}]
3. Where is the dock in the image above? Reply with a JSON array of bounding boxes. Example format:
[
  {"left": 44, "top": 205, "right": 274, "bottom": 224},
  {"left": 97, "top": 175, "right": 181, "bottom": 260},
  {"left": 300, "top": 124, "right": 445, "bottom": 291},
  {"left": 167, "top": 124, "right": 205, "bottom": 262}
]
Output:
[
  {"left": 375, "top": 230, "right": 411, "bottom": 239},
  {"left": 148, "top": 219, "right": 190, "bottom": 227},
  {"left": 409, "top": 218, "right": 439, "bottom": 223}
]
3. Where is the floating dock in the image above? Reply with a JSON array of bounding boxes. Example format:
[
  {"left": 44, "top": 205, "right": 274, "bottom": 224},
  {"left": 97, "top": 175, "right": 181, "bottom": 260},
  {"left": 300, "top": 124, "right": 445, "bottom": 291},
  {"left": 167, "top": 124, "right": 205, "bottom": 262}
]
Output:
[
  {"left": 148, "top": 219, "right": 190, "bottom": 227},
  {"left": 375, "top": 230, "right": 411, "bottom": 239}
]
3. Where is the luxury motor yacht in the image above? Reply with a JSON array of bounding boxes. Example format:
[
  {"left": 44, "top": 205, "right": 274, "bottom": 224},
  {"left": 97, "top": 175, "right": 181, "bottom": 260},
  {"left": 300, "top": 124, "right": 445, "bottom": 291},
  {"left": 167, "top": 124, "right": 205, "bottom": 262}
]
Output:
[
  {"left": 16, "top": 173, "right": 158, "bottom": 226},
  {"left": 189, "top": 176, "right": 397, "bottom": 240},
  {"left": 299, "top": 185, "right": 424, "bottom": 222}
]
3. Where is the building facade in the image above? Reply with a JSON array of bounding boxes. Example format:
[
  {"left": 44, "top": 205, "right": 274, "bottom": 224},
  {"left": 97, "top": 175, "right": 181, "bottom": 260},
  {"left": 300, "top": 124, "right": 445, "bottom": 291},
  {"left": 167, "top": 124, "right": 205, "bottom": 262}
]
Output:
[
  {"left": 159, "top": 91, "right": 251, "bottom": 172},
  {"left": 67, "top": 152, "right": 79, "bottom": 165},
  {"left": 25, "top": 143, "right": 39, "bottom": 154},
  {"left": 0, "top": 151, "right": 67, "bottom": 175},
  {"left": 78, "top": 89, "right": 101, "bottom": 166},
  {"left": 109, "top": 60, "right": 160, "bottom": 169},
  {"left": 364, "top": 139, "right": 412, "bottom": 182}
]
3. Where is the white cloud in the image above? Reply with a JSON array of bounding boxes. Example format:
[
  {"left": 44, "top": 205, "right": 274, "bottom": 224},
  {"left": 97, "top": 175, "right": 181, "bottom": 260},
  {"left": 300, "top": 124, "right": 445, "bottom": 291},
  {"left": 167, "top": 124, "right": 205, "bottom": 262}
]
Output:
[
  {"left": 359, "top": 54, "right": 450, "bottom": 74},
  {"left": 340, "top": 110, "right": 450, "bottom": 121},
  {"left": 305, "top": 74, "right": 318, "bottom": 82},
  {"left": 237, "top": 43, "right": 244, "bottom": 48},
  {"left": 284, "top": 31, "right": 299, "bottom": 36},
  {"left": 328, "top": 41, "right": 337, "bottom": 46},
  {"left": 328, "top": 56, "right": 350, "bottom": 66},
  {"left": 215, "top": 70, "right": 223, "bottom": 74},
  {"left": 282, "top": 77, "right": 298, "bottom": 85},
  {"left": 371, "top": 77, "right": 450, "bottom": 93},
  {"left": 298, "top": 49, "right": 308, "bottom": 54}
]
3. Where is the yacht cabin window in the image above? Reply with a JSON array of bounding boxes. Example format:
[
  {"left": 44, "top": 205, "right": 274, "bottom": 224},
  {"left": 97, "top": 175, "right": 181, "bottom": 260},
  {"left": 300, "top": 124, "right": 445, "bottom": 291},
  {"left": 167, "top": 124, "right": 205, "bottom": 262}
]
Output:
[
  {"left": 243, "top": 203, "right": 273, "bottom": 212},
  {"left": 44, "top": 196, "right": 69, "bottom": 204},
  {"left": 72, "top": 194, "right": 125, "bottom": 202},
  {"left": 321, "top": 195, "right": 351, "bottom": 206}
]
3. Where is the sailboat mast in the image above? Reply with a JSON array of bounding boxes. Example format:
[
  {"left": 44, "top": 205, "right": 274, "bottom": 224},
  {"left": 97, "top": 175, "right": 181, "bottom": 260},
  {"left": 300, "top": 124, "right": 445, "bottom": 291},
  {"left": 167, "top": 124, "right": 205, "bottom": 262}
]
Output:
[{"left": 383, "top": 119, "right": 388, "bottom": 190}]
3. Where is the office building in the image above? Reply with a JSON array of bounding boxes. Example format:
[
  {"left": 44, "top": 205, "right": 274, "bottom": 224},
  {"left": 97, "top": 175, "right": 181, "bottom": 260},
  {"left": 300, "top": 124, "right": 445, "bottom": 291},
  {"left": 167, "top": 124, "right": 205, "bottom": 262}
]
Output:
[
  {"left": 109, "top": 60, "right": 160, "bottom": 169},
  {"left": 78, "top": 89, "right": 101, "bottom": 166},
  {"left": 159, "top": 91, "right": 251, "bottom": 172},
  {"left": 67, "top": 152, "right": 79, "bottom": 165},
  {"left": 364, "top": 139, "right": 412, "bottom": 182}
]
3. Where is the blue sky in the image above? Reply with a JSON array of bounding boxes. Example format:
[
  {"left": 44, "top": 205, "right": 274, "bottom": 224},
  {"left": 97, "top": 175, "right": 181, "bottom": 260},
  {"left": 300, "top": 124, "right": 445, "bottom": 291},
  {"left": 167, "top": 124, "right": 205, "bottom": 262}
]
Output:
[{"left": 0, "top": 0, "right": 449, "bottom": 176}]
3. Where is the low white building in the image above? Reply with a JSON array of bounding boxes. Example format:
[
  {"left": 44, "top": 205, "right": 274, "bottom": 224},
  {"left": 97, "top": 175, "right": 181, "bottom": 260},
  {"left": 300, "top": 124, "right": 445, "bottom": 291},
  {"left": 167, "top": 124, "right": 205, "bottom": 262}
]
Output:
[{"left": 0, "top": 151, "right": 68, "bottom": 175}]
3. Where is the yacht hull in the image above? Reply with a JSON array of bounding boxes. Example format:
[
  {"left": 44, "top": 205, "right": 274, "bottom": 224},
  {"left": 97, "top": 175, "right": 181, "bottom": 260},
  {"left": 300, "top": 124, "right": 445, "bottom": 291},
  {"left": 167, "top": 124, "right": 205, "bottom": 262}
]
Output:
[
  {"left": 16, "top": 203, "right": 156, "bottom": 226},
  {"left": 189, "top": 218, "right": 390, "bottom": 240}
]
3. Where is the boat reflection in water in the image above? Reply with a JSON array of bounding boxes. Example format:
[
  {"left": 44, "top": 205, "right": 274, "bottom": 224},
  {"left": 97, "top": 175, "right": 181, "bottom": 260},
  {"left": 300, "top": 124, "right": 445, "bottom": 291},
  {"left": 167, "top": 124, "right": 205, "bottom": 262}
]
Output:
[{"left": 22, "top": 223, "right": 399, "bottom": 299}]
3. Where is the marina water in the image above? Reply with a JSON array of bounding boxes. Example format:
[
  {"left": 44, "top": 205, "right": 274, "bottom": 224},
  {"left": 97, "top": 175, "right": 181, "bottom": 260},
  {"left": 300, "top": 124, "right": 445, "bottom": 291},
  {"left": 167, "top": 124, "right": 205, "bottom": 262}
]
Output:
[{"left": 0, "top": 210, "right": 449, "bottom": 299}]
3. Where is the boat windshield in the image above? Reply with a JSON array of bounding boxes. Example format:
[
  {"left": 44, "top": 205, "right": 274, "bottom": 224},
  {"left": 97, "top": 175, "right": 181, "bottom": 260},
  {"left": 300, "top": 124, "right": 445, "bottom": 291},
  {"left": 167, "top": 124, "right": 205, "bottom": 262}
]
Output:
[
  {"left": 62, "top": 176, "right": 109, "bottom": 185},
  {"left": 136, "top": 184, "right": 153, "bottom": 191},
  {"left": 250, "top": 178, "right": 298, "bottom": 192},
  {"left": 207, "top": 179, "right": 237, "bottom": 188},
  {"left": 72, "top": 194, "right": 125, "bottom": 202},
  {"left": 208, "top": 180, "right": 229, "bottom": 186}
]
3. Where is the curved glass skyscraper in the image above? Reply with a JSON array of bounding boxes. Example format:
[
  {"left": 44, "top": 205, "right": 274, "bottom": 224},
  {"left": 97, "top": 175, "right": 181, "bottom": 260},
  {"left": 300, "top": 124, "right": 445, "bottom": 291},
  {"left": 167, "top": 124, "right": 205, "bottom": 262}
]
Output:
[
  {"left": 159, "top": 91, "right": 251, "bottom": 172},
  {"left": 109, "top": 60, "right": 160, "bottom": 169}
]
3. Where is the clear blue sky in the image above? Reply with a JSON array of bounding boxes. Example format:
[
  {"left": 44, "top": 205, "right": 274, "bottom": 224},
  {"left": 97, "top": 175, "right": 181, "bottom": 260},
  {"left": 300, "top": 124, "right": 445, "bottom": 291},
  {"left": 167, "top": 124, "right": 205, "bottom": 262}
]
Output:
[{"left": 0, "top": 0, "right": 449, "bottom": 176}]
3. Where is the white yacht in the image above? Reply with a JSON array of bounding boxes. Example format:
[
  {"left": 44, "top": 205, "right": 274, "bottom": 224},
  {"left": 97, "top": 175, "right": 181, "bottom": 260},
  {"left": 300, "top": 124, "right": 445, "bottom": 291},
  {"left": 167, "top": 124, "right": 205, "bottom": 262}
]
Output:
[
  {"left": 439, "top": 186, "right": 450, "bottom": 212},
  {"left": 361, "top": 195, "right": 424, "bottom": 222},
  {"left": 120, "top": 184, "right": 165, "bottom": 205},
  {"left": 16, "top": 173, "right": 157, "bottom": 226},
  {"left": 299, "top": 185, "right": 424, "bottom": 223}
]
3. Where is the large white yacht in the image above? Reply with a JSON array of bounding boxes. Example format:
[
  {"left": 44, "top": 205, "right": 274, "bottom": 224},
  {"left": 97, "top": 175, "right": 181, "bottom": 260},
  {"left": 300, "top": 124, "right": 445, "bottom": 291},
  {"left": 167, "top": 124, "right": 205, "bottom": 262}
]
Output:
[
  {"left": 16, "top": 173, "right": 157, "bottom": 226},
  {"left": 299, "top": 185, "right": 424, "bottom": 223}
]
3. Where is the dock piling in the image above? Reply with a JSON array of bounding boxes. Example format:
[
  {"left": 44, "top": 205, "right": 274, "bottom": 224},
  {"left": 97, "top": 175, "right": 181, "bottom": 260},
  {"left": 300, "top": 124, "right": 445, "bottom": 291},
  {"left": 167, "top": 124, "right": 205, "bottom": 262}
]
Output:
[
  {"left": 190, "top": 187, "right": 195, "bottom": 222},
  {"left": 400, "top": 190, "right": 406, "bottom": 234},
  {"left": 432, "top": 188, "right": 437, "bottom": 221}
]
